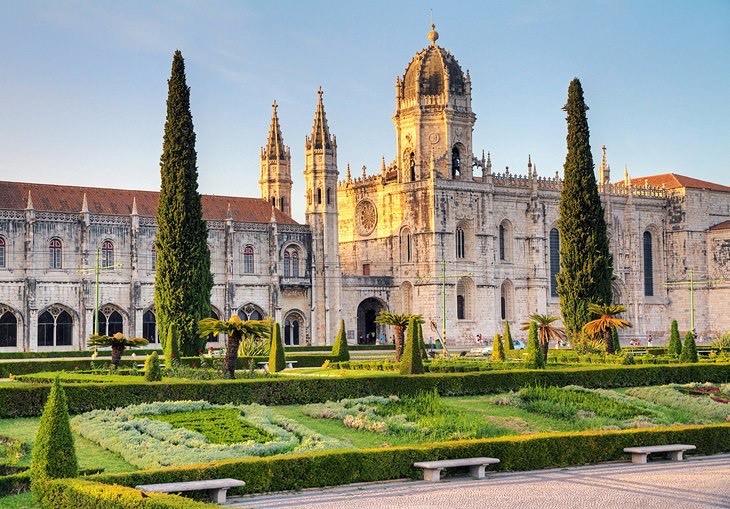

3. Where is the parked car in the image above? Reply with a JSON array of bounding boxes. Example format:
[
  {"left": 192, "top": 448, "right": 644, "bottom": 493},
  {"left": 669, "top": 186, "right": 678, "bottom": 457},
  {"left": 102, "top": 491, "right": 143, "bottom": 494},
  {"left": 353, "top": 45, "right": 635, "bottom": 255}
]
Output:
[{"left": 480, "top": 339, "right": 526, "bottom": 355}]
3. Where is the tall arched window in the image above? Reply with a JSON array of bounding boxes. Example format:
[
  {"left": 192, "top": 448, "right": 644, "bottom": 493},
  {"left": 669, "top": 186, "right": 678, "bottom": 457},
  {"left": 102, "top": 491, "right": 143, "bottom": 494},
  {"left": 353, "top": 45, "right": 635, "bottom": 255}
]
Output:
[
  {"left": 0, "top": 237, "right": 5, "bottom": 268},
  {"left": 284, "top": 312, "right": 303, "bottom": 346},
  {"left": 291, "top": 251, "right": 299, "bottom": 277},
  {"left": 316, "top": 188, "right": 322, "bottom": 205},
  {"left": 142, "top": 310, "right": 156, "bottom": 343},
  {"left": 400, "top": 227, "right": 412, "bottom": 263},
  {"left": 243, "top": 245, "right": 254, "bottom": 274},
  {"left": 499, "top": 224, "right": 506, "bottom": 260},
  {"left": 456, "top": 277, "right": 473, "bottom": 320},
  {"left": 452, "top": 146, "right": 461, "bottom": 178},
  {"left": 409, "top": 152, "right": 416, "bottom": 181},
  {"left": 38, "top": 307, "right": 73, "bottom": 347},
  {"left": 280, "top": 197, "right": 286, "bottom": 212},
  {"left": 101, "top": 240, "right": 114, "bottom": 267},
  {"left": 0, "top": 309, "right": 17, "bottom": 347},
  {"left": 455, "top": 227, "right": 465, "bottom": 259},
  {"left": 283, "top": 252, "right": 291, "bottom": 277},
  {"left": 97, "top": 307, "right": 123, "bottom": 336},
  {"left": 549, "top": 228, "right": 560, "bottom": 297},
  {"left": 498, "top": 220, "right": 512, "bottom": 262},
  {"left": 326, "top": 188, "right": 331, "bottom": 204},
  {"left": 151, "top": 245, "right": 157, "bottom": 271},
  {"left": 500, "top": 280, "right": 514, "bottom": 321},
  {"left": 643, "top": 231, "right": 654, "bottom": 296},
  {"left": 49, "top": 238, "right": 62, "bottom": 269}
]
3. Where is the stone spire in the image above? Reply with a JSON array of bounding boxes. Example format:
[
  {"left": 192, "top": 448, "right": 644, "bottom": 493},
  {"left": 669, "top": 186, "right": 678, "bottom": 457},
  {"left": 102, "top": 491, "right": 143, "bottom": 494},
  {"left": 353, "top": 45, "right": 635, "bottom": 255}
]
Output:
[
  {"left": 25, "top": 190, "right": 33, "bottom": 210},
  {"left": 264, "top": 101, "right": 287, "bottom": 160},
  {"left": 624, "top": 164, "right": 631, "bottom": 187},
  {"left": 598, "top": 145, "right": 611, "bottom": 186},
  {"left": 527, "top": 154, "right": 533, "bottom": 178},
  {"left": 346, "top": 163, "right": 351, "bottom": 183},
  {"left": 309, "top": 87, "right": 333, "bottom": 150},
  {"left": 260, "top": 100, "right": 292, "bottom": 216},
  {"left": 81, "top": 193, "right": 89, "bottom": 213},
  {"left": 381, "top": 156, "right": 387, "bottom": 174},
  {"left": 131, "top": 196, "right": 138, "bottom": 216},
  {"left": 486, "top": 152, "right": 492, "bottom": 175}
]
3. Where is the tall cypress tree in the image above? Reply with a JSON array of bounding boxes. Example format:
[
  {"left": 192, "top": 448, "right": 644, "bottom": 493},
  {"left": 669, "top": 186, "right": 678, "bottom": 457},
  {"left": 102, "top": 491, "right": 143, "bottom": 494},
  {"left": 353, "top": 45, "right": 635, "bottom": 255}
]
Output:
[
  {"left": 154, "top": 51, "right": 213, "bottom": 356},
  {"left": 557, "top": 78, "right": 613, "bottom": 337}
]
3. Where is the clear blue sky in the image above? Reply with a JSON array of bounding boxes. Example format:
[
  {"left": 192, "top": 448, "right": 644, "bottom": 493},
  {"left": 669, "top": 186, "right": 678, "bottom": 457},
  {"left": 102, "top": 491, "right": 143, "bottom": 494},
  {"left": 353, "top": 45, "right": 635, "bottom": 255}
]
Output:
[{"left": 1, "top": 1, "right": 728, "bottom": 222}]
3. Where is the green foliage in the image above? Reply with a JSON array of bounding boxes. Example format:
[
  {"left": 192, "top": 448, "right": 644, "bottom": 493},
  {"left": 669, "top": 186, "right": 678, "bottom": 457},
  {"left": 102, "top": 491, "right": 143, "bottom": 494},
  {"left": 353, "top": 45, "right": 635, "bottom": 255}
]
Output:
[
  {"left": 524, "top": 322, "right": 544, "bottom": 369},
  {"left": 30, "top": 376, "right": 78, "bottom": 501},
  {"left": 491, "top": 334, "right": 505, "bottom": 362},
  {"left": 144, "top": 352, "right": 162, "bottom": 382},
  {"left": 612, "top": 329, "right": 621, "bottom": 353},
  {"left": 146, "top": 408, "right": 274, "bottom": 444},
  {"left": 164, "top": 323, "right": 180, "bottom": 369},
  {"left": 154, "top": 50, "right": 213, "bottom": 357},
  {"left": 503, "top": 320, "right": 514, "bottom": 350},
  {"left": 572, "top": 332, "right": 607, "bottom": 355},
  {"left": 376, "top": 312, "right": 423, "bottom": 362},
  {"left": 400, "top": 318, "right": 424, "bottom": 375},
  {"left": 556, "top": 78, "right": 613, "bottom": 337},
  {"left": 667, "top": 320, "right": 682, "bottom": 356},
  {"left": 518, "top": 386, "right": 653, "bottom": 420},
  {"left": 331, "top": 319, "right": 350, "bottom": 361},
  {"left": 680, "top": 332, "right": 698, "bottom": 363},
  {"left": 268, "top": 322, "right": 286, "bottom": 373},
  {"left": 709, "top": 332, "right": 730, "bottom": 350},
  {"left": 626, "top": 385, "right": 730, "bottom": 421},
  {"left": 89, "top": 424, "right": 730, "bottom": 495}
]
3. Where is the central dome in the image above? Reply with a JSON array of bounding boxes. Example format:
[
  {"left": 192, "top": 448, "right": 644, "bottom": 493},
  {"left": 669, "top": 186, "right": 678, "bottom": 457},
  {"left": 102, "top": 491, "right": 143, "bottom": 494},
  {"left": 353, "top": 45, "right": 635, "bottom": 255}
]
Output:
[{"left": 402, "top": 28, "right": 466, "bottom": 101}]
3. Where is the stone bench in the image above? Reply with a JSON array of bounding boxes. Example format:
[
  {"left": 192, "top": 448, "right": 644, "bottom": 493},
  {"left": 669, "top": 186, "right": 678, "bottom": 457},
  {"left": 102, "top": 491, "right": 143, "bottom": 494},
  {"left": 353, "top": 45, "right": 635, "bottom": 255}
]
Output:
[
  {"left": 257, "top": 360, "right": 298, "bottom": 371},
  {"left": 413, "top": 457, "right": 500, "bottom": 482},
  {"left": 623, "top": 444, "right": 696, "bottom": 464},
  {"left": 136, "top": 478, "right": 245, "bottom": 503}
]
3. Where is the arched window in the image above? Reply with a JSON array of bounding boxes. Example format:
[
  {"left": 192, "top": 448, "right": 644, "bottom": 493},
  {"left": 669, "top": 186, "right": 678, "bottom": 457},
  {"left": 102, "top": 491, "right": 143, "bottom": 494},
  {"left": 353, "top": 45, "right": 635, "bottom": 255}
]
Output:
[
  {"left": 283, "top": 246, "right": 300, "bottom": 278},
  {"left": 283, "top": 251, "right": 291, "bottom": 277},
  {"left": 101, "top": 240, "right": 114, "bottom": 267},
  {"left": 0, "top": 237, "right": 5, "bottom": 268},
  {"left": 271, "top": 197, "right": 276, "bottom": 207},
  {"left": 280, "top": 197, "right": 286, "bottom": 213},
  {"left": 238, "top": 304, "right": 264, "bottom": 321},
  {"left": 151, "top": 245, "right": 157, "bottom": 271},
  {"left": 409, "top": 152, "right": 416, "bottom": 181},
  {"left": 38, "top": 307, "right": 73, "bottom": 347},
  {"left": 326, "top": 188, "right": 331, "bottom": 205},
  {"left": 49, "top": 238, "right": 62, "bottom": 269},
  {"left": 142, "top": 310, "right": 156, "bottom": 343},
  {"left": 452, "top": 146, "right": 461, "bottom": 178},
  {"left": 284, "top": 312, "right": 303, "bottom": 346},
  {"left": 316, "top": 188, "right": 322, "bottom": 205},
  {"left": 243, "top": 245, "right": 254, "bottom": 274},
  {"left": 500, "top": 280, "right": 514, "bottom": 321},
  {"left": 643, "top": 231, "right": 654, "bottom": 296},
  {"left": 549, "top": 228, "right": 560, "bottom": 297},
  {"left": 400, "top": 227, "right": 412, "bottom": 263},
  {"left": 291, "top": 250, "right": 299, "bottom": 277},
  {"left": 455, "top": 227, "right": 465, "bottom": 259},
  {"left": 97, "top": 307, "right": 123, "bottom": 336},
  {"left": 456, "top": 277, "right": 473, "bottom": 320},
  {"left": 0, "top": 309, "right": 17, "bottom": 347},
  {"left": 498, "top": 220, "right": 512, "bottom": 262},
  {"left": 499, "top": 225, "right": 506, "bottom": 261}
]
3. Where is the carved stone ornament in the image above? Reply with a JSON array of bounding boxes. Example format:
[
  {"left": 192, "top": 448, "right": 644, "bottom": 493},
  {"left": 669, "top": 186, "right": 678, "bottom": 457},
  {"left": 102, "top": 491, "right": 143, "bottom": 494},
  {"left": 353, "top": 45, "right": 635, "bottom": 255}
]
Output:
[
  {"left": 355, "top": 199, "right": 377, "bottom": 236},
  {"left": 428, "top": 132, "right": 440, "bottom": 144}
]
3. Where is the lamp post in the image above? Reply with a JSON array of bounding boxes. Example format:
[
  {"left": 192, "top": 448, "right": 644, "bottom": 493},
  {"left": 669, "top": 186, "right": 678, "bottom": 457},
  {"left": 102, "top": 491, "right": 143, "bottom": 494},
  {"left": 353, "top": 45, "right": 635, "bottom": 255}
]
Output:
[
  {"left": 662, "top": 268, "right": 724, "bottom": 334},
  {"left": 78, "top": 248, "right": 122, "bottom": 335}
]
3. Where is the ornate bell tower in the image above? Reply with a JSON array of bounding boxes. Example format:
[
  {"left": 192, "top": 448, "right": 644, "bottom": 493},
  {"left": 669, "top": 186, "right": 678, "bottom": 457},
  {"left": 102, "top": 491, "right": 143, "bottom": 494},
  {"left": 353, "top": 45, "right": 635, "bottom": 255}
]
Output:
[{"left": 259, "top": 101, "right": 292, "bottom": 216}]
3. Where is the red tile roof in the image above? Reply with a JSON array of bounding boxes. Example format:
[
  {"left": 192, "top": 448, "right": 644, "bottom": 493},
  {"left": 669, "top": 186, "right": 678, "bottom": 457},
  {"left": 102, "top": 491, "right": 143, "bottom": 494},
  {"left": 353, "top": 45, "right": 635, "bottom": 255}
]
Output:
[
  {"left": 630, "top": 173, "right": 730, "bottom": 192},
  {"left": 709, "top": 220, "right": 730, "bottom": 231},
  {"left": 0, "top": 181, "right": 299, "bottom": 224}
]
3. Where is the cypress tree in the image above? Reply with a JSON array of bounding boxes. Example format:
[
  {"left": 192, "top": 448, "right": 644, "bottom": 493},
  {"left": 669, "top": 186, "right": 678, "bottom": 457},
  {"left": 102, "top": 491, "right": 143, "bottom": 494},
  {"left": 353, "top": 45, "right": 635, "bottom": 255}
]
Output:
[
  {"left": 268, "top": 321, "right": 286, "bottom": 372},
  {"left": 667, "top": 320, "right": 682, "bottom": 356},
  {"left": 144, "top": 351, "right": 162, "bottom": 382},
  {"left": 679, "top": 331, "right": 698, "bottom": 363},
  {"left": 163, "top": 321, "right": 180, "bottom": 369},
  {"left": 503, "top": 320, "right": 514, "bottom": 350},
  {"left": 525, "top": 321, "right": 544, "bottom": 369},
  {"left": 612, "top": 328, "right": 621, "bottom": 353},
  {"left": 556, "top": 78, "right": 613, "bottom": 337},
  {"left": 31, "top": 376, "right": 78, "bottom": 502},
  {"left": 400, "top": 317, "right": 424, "bottom": 375},
  {"left": 331, "top": 319, "right": 350, "bottom": 361},
  {"left": 491, "top": 333, "right": 505, "bottom": 362},
  {"left": 154, "top": 50, "right": 213, "bottom": 356}
]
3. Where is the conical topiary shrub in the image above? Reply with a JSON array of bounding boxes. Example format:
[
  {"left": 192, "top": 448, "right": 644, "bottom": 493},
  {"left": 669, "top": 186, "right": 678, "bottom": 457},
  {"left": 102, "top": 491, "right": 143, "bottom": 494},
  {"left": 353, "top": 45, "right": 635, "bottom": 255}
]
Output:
[
  {"left": 492, "top": 333, "right": 505, "bottom": 362},
  {"left": 400, "top": 317, "right": 424, "bottom": 375},
  {"left": 31, "top": 375, "right": 78, "bottom": 502},
  {"left": 268, "top": 321, "right": 286, "bottom": 372},
  {"left": 331, "top": 319, "right": 350, "bottom": 362},
  {"left": 524, "top": 321, "right": 545, "bottom": 369},
  {"left": 164, "top": 322, "right": 180, "bottom": 369},
  {"left": 503, "top": 320, "right": 514, "bottom": 350},
  {"left": 144, "top": 351, "right": 162, "bottom": 382},
  {"left": 679, "top": 331, "right": 698, "bottom": 363},
  {"left": 667, "top": 320, "right": 682, "bottom": 357},
  {"left": 612, "top": 329, "right": 621, "bottom": 353}
]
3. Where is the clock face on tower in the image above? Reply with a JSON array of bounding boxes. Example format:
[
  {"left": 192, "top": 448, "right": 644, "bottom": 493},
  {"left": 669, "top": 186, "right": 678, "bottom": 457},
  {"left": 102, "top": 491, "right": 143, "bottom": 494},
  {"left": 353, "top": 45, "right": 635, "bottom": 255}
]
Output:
[{"left": 355, "top": 199, "right": 377, "bottom": 236}]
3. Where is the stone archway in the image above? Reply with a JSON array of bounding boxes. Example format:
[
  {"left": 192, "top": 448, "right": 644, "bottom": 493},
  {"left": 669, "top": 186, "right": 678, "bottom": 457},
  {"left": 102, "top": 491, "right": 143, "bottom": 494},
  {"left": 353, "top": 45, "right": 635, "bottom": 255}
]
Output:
[{"left": 356, "top": 297, "right": 387, "bottom": 344}]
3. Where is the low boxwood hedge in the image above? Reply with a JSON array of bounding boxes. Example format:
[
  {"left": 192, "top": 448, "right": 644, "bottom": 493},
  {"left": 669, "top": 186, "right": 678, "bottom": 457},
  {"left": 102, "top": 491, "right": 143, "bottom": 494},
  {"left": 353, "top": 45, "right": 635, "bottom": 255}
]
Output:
[
  {"left": 0, "top": 363, "right": 727, "bottom": 418},
  {"left": 0, "top": 469, "right": 30, "bottom": 497},
  {"left": 90, "top": 423, "right": 729, "bottom": 495}
]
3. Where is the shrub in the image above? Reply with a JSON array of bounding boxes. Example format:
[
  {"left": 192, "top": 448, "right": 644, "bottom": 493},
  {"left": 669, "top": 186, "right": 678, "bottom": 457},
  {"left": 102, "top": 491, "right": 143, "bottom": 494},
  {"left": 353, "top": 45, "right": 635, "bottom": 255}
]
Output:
[
  {"left": 144, "top": 352, "right": 162, "bottom": 382},
  {"left": 30, "top": 376, "right": 78, "bottom": 501},
  {"left": 572, "top": 332, "right": 606, "bottom": 355},
  {"left": 524, "top": 322, "right": 544, "bottom": 369},
  {"left": 268, "top": 322, "right": 286, "bottom": 373},
  {"left": 503, "top": 320, "right": 514, "bottom": 350},
  {"left": 400, "top": 318, "right": 424, "bottom": 375},
  {"left": 164, "top": 324, "right": 180, "bottom": 369},
  {"left": 331, "top": 319, "right": 350, "bottom": 362},
  {"left": 680, "top": 332, "right": 698, "bottom": 363},
  {"left": 492, "top": 334, "right": 505, "bottom": 362},
  {"left": 667, "top": 320, "right": 682, "bottom": 356}
]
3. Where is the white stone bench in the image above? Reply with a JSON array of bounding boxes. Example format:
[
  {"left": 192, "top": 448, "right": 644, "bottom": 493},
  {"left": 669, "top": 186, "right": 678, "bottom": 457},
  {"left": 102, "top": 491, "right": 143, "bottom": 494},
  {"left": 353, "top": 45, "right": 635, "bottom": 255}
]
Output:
[
  {"left": 257, "top": 360, "right": 298, "bottom": 371},
  {"left": 136, "top": 478, "right": 245, "bottom": 503},
  {"left": 623, "top": 444, "right": 696, "bottom": 464},
  {"left": 413, "top": 457, "right": 500, "bottom": 482}
]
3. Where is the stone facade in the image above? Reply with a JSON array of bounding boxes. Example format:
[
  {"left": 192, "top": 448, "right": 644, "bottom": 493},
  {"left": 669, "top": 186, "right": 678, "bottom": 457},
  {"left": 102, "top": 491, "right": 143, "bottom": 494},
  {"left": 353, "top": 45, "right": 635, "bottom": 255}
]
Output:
[{"left": 1, "top": 26, "right": 729, "bottom": 352}]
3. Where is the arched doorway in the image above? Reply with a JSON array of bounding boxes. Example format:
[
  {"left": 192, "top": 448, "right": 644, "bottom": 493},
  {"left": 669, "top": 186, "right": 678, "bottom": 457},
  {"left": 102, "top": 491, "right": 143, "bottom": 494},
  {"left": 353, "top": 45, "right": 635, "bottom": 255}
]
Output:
[{"left": 356, "top": 297, "right": 387, "bottom": 344}]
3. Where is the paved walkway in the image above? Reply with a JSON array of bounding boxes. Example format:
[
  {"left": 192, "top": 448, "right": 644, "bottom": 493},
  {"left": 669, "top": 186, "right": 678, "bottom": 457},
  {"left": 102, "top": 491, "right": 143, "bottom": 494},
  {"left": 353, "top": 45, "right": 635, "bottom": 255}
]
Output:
[{"left": 228, "top": 454, "right": 730, "bottom": 509}]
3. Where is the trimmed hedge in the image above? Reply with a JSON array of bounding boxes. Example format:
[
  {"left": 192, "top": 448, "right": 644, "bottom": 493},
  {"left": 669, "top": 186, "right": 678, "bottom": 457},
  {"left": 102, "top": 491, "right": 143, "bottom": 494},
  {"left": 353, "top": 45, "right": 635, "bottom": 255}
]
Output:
[
  {"left": 90, "top": 423, "right": 729, "bottom": 495},
  {"left": 0, "top": 363, "right": 727, "bottom": 418},
  {"left": 37, "top": 478, "right": 216, "bottom": 508},
  {"left": 0, "top": 469, "right": 30, "bottom": 497}
]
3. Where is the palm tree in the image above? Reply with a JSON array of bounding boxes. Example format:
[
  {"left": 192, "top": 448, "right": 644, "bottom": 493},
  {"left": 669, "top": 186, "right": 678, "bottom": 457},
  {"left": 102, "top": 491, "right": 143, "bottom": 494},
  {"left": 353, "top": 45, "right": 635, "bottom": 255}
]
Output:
[
  {"left": 582, "top": 303, "right": 631, "bottom": 355},
  {"left": 521, "top": 314, "right": 566, "bottom": 362},
  {"left": 198, "top": 315, "right": 271, "bottom": 378},
  {"left": 87, "top": 332, "right": 148, "bottom": 368},
  {"left": 374, "top": 312, "right": 423, "bottom": 361}
]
